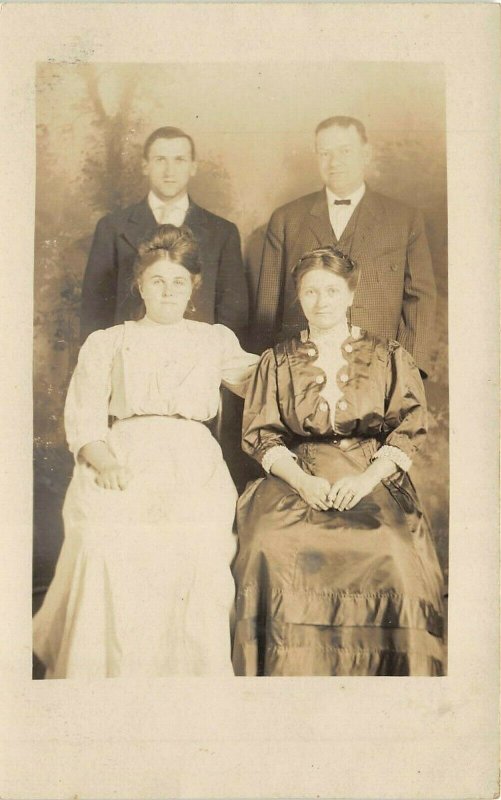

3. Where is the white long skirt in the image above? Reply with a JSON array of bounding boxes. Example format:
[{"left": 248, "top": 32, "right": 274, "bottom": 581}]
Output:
[{"left": 33, "top": 416, "right": 238, "bottom": 678}]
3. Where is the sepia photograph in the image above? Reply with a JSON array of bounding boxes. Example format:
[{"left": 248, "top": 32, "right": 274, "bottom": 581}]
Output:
[
  {"left": 0, "top": 3, "right": 499, "bottom": 799},
  {"left": 32, "top": 61, "right": 448, "bottom": 679}
]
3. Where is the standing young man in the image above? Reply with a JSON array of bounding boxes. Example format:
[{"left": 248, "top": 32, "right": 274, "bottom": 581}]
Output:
[{"left": 81, "top": 126, "right": 248, "bottom": 343}]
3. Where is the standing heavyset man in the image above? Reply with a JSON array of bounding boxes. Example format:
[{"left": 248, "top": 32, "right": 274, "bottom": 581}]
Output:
[
  {"left": 80, "top": 126, "right": 248, "bottom": 343},
  {"left": 252, "top": 116, "right": 436, "bottom": 376}
]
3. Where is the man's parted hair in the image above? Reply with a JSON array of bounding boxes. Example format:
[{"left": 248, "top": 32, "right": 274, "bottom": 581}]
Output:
[
  {"left": 143, "top": 127, "right": 196, "bottom": 160},
  {"left": 315, "top": 116, "right": 368, "bottom": 143}
]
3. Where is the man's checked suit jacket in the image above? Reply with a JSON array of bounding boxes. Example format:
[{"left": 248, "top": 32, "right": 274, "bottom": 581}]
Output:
[{"left": 252, "top": 187, "right": 436, "bottom": 376}]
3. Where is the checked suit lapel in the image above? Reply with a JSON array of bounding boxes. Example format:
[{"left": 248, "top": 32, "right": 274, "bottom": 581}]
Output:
[
  {"left": 306, "top": 192, "right": 336, "bottom": 249},
  {"left": 347, "top": 187, "right": 384, "bottom": 265}
]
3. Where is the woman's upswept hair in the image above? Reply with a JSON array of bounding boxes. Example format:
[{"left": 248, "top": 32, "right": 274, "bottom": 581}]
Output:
[
  {"left": 133, "top": 224, "right": 201, "bottom": 286},
  {"left": 292, "top": 246, "right": 360, "bottom": 292}
]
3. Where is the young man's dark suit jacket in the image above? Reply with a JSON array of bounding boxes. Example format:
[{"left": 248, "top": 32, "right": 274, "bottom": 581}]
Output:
[
  {"left": 80, "top": 197, "right": 248, "bottom": 343},
  {"left": 252, "top": 186, "right": 436, "bottom": 376}
]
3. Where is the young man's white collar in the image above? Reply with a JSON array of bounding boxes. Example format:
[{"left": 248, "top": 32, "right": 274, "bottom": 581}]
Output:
[{"left": 148, "top": 191, "right": 190, "bottom": 225}]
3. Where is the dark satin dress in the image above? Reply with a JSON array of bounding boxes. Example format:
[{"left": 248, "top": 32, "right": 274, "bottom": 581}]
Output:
[{"left": 232, "top": 329, "right": 445, "bottom": 677}]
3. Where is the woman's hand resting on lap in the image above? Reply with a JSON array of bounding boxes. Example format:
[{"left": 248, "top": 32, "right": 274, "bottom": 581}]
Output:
[
  {"left": 79, "top": 441, "right": 132, "bottom": 491},
  {"left": 295, "top": 475, "right": 331, "bottom": 511},
  {"left": 328, "top": 474, "right": 373, "bottom": 511},
  {"left": 269, "top": 452, "right": 396, "bottom": 513},
  {"left": 327, "top": 458, "right": 397, "bottom": 511},
  {"left": 95, "top": 463, "right": 132, "bottom": 491}
]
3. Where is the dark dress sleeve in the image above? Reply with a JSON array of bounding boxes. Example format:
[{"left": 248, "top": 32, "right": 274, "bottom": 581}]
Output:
[
  {"left": 380, "top": 341, "right": 428, "bottom": 466},
  {"left": 242, "top": 348, "right": 295, "bottom": 468}
]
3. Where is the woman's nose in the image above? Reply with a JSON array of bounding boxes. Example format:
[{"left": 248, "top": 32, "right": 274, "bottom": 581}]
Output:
[{"left": 315, "top": 293, "right": 329, "bottom": 307}]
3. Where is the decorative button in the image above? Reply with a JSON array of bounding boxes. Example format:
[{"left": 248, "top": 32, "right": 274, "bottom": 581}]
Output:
[
  {"left": 344, "top": 343, "right": 353, "bottom": 353},
  {"left": 307, "top": 349, "right": 316, "bottom": 357},
  {"left": 319, "top": 401, "right": 328, "bottom": 412},
  {"left": 340, "top": 373, "right": 349, "bottom": 382},
  {"left": 315, "top": 375, "right": 324, "bottom": 384},
  {"left": 339, "top": 439, "right": 350, "bottom": 450},
  {"left": 338, "top": 400, "right": 348, "bottom": 411}
]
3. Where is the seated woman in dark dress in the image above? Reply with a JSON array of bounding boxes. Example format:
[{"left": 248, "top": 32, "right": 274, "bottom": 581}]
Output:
[{"left": 232, "top": 247, "right": 445, "bottom": 677}]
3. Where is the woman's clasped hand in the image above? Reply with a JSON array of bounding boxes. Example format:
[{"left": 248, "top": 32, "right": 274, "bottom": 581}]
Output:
[{"left": 295, "top": 473, "right": 374, "bottom": 512}]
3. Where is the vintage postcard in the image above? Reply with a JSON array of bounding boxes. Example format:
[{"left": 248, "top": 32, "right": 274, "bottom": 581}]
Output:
[{"left": 0, "top": 3, "right": 499, "bottom": 799}]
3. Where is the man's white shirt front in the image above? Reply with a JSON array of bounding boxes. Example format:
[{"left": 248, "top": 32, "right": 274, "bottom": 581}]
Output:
[
  {"left": 326, "top": 183, "right": 366, "bottom": 240},
  {"left": 148, "top": 191, "right": 190, "bottom": 226}
]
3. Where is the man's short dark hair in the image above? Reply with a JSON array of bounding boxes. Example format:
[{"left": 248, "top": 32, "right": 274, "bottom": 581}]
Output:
[
  {"left": 143, "top": 127, "right": 196, "bottom": 160},
  {"left": 315, "top": 116, "right": 368, "bottom": 143}
]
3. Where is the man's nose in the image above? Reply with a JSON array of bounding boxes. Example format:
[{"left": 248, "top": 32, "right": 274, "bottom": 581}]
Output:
[{"left": 330, "top": 149, "right": 346, "bottom": 167}]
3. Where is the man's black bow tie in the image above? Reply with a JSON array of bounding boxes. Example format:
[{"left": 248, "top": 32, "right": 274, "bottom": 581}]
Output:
[{"left": 334, "top": 199, "right": 351, "bottom": 205}]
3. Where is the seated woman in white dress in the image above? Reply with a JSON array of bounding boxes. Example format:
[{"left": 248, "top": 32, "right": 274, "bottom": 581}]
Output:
[{"left": 33, "top": 224, "right": 258, "bottom": 678}]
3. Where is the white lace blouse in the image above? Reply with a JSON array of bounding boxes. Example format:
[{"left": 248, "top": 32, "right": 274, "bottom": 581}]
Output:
[{"left": 64, "top": 319, "right": 259, "bottom": 456}]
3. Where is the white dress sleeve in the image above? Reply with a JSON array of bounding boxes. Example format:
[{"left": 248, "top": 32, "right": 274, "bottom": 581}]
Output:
[
  {"left": 214, "top": 325, "right": 259, "bottom": 397},
  {"left": 64, "top": 327, "right": 121, "bottom": 457}
]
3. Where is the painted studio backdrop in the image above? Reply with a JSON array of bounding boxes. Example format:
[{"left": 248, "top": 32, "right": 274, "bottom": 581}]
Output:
[{"left": 34, "top": 62, "right": 448, "bottom": 602}]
